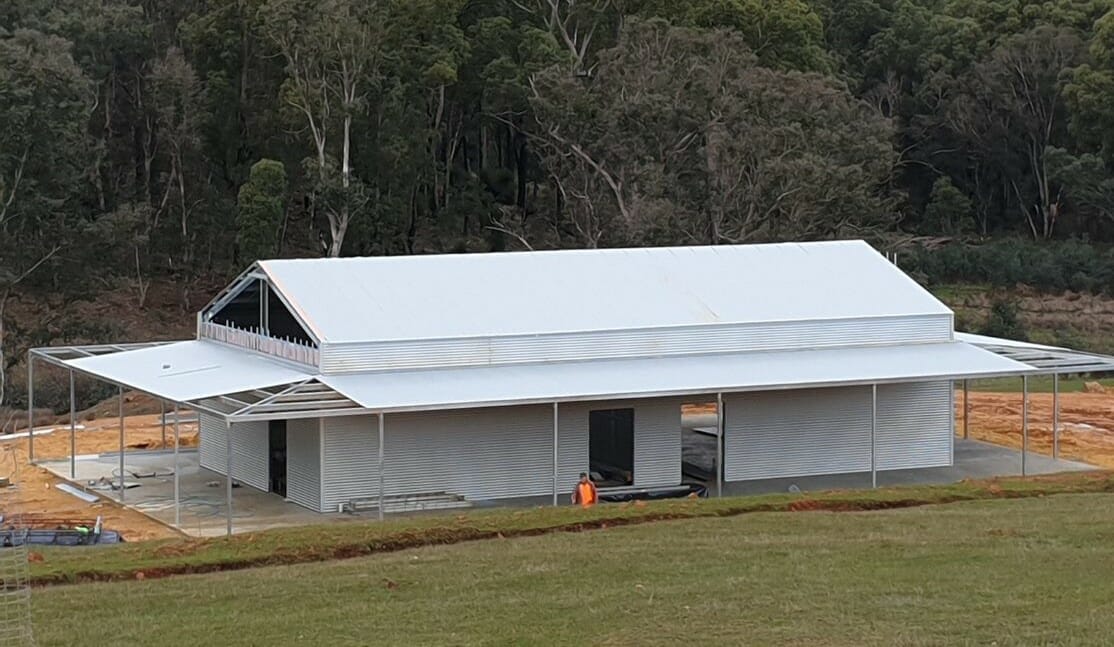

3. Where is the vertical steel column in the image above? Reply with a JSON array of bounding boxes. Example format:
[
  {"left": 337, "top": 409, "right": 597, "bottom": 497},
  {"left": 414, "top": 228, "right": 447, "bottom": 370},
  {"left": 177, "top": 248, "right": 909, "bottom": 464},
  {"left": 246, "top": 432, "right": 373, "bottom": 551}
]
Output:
[
  {"left": 1021, "top": 375, "right": 1029, "bottom": 476},
  {"left": 1052, "top": 373, "right": 1060, "bottom": 460},
  {"left": 118, "top": 386, "right": 125, "bottom": 502},
  {"left": 871, "top": 384, "right": 878, "bottom": 489},
  {"left": 27, "top": 354, "right": 34, "bottom": 463},
  {"left": 69, "top": 369, "right": 76, "bottom": 479},
  {"left": 552, "top": 402, "right": 559, "bottom": 506},
  {"left": 262, "top": 282, "right": 270, "bottom": 334},
  {"left": 377, "top": 413, "right": 385, "bottom": 521},
  {"left": 962, "top": 379, "right": 970, "bottom": 440},
  {"left": 160, "top": 400, "right": 166, "bottom": 448},
  {"left": 225, "top": 420, "right": 233, "bottom": 536},
  {"left": 716, "top": 393, "right": 724, "bottom": 497},
  {"left": 258, "top": 279, "right": 264, "bottom": 332},
  {"left": 173, "top": 404, "right": 180, "bottom": 528}
]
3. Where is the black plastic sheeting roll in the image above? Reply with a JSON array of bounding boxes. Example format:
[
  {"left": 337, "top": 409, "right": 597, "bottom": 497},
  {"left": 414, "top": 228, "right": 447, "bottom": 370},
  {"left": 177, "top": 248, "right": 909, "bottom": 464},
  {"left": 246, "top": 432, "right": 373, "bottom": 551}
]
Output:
[{"left": 598, "top": 483, "right": 708, "bottom": 503}]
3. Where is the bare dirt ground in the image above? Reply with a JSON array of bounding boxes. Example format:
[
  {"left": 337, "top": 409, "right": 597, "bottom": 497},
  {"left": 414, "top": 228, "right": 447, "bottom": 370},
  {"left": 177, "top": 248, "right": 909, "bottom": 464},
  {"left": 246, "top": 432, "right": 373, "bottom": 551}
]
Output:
[
  {"left": 1, "top": 391, "right": 1109, "bottom": 544},
  {"left": 957, "top": 389, "right": 1114, "bottom": 468},
  {"left": 0, "top": 392, "right": 198, "bottom": 542}
]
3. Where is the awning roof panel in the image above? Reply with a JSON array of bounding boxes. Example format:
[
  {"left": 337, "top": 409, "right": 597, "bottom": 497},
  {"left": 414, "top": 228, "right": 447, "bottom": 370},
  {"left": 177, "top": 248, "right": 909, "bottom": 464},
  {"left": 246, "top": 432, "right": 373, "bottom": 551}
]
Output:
[
  {"left": 956, "top": 332, "right": 1114, "bottom": 374},
  {"left": 61, "top": 340, "right": 311, "bottom": 402},
  {"left": 321, "top": 341, "right": 1032, "bottom": 413}
]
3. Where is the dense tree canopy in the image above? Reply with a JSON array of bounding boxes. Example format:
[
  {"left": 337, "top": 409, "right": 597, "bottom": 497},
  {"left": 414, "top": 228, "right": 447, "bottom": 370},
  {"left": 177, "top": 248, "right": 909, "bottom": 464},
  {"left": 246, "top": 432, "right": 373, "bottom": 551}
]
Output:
[
  {"left": 4, "top": 1, "right": 1114, "bottom": 394},
  {"left": 4, "top": 0, "right": 1114, "bottom": 268}
]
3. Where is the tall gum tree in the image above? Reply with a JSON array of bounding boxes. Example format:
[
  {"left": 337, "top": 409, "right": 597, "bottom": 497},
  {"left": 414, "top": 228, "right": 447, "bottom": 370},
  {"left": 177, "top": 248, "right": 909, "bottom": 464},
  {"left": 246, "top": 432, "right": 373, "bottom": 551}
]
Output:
[{"left": 258, "top": 0, "right": 389, "bottom": 257}]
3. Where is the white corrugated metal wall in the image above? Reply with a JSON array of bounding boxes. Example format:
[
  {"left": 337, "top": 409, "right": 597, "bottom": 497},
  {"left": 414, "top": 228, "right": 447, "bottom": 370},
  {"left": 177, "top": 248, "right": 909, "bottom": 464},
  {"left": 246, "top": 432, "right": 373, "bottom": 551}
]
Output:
[
  {"left": 557, "top": 398, "right": 683, "bottom": 492},
  {"left": 723, "top": 382, "right": 953, "bottom": 481},
  {"left": 724, "top": 387, "right": 873, "bottom": 481},
  {"left": 231, "top": 421, "right": 268, "bottom": 491},
  {"left": 198, "top": 412, "right": 225, "bottom": 473},
  {"left": 311, "top": 399, "right": 686, "bottom": 506},
  {"left": 321, "top": 416, "right": 379, "bottom": 512},
  {"left": 383, "top": 406, "right": 552, "bottom": 501},
  {"left": 875, "top": 382, "right": 953, "bottom": 470},
  {"left": 286, "top": 417, "right": 322, "bottom": 512},
  {"left": 197, "top": 413, "right": 269, "bottom": 492}
]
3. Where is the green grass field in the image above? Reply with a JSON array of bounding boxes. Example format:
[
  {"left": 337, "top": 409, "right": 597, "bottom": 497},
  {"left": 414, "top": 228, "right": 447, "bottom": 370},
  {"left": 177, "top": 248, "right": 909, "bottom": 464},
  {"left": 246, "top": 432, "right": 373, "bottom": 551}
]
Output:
[
  {"left": 966, "top": 375, "right": 1114, "bottom": 393},
  {"left": 30, "top": 492, "right": 1114, "bottom": 646},
  {"left": 27, "top": 472, "right": 1114, "bottom": 586}
]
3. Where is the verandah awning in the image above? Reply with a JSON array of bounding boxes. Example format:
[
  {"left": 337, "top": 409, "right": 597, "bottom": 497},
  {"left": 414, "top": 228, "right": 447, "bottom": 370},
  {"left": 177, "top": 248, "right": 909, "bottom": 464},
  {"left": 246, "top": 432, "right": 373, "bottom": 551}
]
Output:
[
  {"left": 956, "top": 333, "right": 1114, "bottom": 374},
  {"left": 29, "top": 341, "right": 365, "bottom": 422},
  {"left": 39, "top": 335, "right": 1108, "bottom": 421},
  {"left": 319, "top": 341, "right": 1034, "bottom": 413}
]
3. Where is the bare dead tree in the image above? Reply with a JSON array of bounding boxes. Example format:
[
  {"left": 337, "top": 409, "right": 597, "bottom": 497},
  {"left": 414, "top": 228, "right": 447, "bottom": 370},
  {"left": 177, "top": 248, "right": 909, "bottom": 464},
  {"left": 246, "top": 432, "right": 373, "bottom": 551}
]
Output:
[{"left": 0, "top": 247, "right": 59, "bottom": 409}]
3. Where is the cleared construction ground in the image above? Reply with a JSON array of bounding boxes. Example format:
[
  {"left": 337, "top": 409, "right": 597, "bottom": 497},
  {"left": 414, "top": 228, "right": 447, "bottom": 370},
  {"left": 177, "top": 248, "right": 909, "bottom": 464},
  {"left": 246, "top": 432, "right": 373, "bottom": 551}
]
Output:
[
  {"left": 957, "top": 387, "right": 1114, "bottom": 468},
  {"left": 1, "top": 386, "right": 1111, "bottom": 543}
]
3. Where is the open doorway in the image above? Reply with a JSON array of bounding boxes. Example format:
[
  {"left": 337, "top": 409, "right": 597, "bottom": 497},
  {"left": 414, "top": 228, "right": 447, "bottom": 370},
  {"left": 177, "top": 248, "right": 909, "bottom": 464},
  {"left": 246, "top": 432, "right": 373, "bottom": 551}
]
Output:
[
  {"left": 589, "top": 408, "right": 635, "bottom": 487},
  {"left": 269, "top": 420, "right": 287, "bottom": 497},
  {"left": 681, "top": 401, "right": 718, "bottom": 484}
]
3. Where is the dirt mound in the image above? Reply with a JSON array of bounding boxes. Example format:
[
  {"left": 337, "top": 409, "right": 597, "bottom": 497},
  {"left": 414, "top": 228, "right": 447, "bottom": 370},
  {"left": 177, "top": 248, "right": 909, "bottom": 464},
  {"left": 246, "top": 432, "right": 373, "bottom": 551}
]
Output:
[
  {"left": 2, "top": 411, "right": 200, "bottom": 542},
  {"left": 0, "top": 408, "right": 55, "bottom": 434},
  {"left": 958, "top": 390, "right": 1114, "bottom": 468},
  {"left": 66, "top": 390, "right": 167, "bottom": 424},
  {"left": 4, "top": 391, "right": 168, "bottom": 433}
]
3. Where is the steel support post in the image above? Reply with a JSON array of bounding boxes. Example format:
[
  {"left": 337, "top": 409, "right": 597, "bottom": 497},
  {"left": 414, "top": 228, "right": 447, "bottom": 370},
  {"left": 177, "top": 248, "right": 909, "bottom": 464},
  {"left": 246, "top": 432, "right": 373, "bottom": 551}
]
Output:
[
  {"left": 69, "top": 369, "right": 76, "bottom": 479},
  {"left": 173, "top": 404, "right": 180, "bottom": 528},
  {"left": 1022, "top": 376, "right": 1029, "bottom": 476},
  {"left": 552, "top": 402, "right": 559, "bottom": 506},
  {"left": 160, "top": 400, "right": 166, "bottom": 449},
  {"left": 377, "top": 413, "right": 385, "bottom": 521},
  {"left": 716, "top": 393, "right": 724, "bottom": 497},
  {"left": 118, "top": 386, "right": 125, "bottom": 502},
  {"left": 27, "top": 354, "right": 34, "bottom": 462},
  {"left": 1053, "top": 373, "right": 1060, "bottom": 461},
  {"left": 871, "top": 384, "right": 878, "bottom": 489},
  {"left": 962, "top": 379, "right": 970, "bottom": 440},
  {"left": 262, "top": 282, "right": 270, "bottom": 334},
  {"left": 226, "top": 420, "right": 233, "bottom": 536}
]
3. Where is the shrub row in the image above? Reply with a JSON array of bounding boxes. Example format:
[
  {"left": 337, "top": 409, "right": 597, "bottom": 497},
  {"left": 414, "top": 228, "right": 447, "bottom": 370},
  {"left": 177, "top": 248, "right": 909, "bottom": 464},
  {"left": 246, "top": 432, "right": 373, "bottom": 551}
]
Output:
[{"left": 902, "top": 238, "right": 1114, "bottom": 295}]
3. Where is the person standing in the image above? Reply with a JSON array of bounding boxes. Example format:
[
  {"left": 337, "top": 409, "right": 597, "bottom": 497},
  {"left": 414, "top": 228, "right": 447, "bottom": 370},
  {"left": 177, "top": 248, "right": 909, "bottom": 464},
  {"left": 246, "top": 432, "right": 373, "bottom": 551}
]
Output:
[{"left": 571, "top": 472, "right": 598, "bottom": 507}]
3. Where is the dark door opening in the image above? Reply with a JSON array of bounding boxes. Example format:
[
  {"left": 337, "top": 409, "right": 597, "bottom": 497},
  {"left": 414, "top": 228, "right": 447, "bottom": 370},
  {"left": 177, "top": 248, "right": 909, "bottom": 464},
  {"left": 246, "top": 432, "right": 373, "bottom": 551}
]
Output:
[
  {"left": 589, "top": 408, "right": 635, "bottom": 487},
  {"left": 269, "top": 420, "right": 287, "bottom": 497}
]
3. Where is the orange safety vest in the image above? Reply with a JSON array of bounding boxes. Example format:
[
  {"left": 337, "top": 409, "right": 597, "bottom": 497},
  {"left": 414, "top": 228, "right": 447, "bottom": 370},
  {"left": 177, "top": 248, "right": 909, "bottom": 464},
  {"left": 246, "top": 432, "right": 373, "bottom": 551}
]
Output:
[{"left": 576, "top": 481, "right": 598, "bottom": 506}]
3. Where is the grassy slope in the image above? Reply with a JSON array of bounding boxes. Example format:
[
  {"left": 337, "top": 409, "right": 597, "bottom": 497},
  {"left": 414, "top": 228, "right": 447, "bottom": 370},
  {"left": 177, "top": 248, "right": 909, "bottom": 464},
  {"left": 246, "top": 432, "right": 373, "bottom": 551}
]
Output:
[
  {"left": 28, "top": 472, "right": 1114, "bottom": 586},
  {"left": 933, "top": 283, "right": 1114, "bottom": 356},
  {"left": 32, "top": 493, "right": 1114, "bottom": 646},
  {"left": 967, "top": 375, "right": 1114, "bottom": 393}
]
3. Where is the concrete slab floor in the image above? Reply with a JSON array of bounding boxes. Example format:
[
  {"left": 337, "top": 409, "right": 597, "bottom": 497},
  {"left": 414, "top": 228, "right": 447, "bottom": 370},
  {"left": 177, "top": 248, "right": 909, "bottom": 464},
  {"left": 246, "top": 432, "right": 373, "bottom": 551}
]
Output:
[
  {"left": 38, "top": 450, "right": 368, "bottom": 538},
  {"left": 720, "top": 439, "right": 1095, "bottom": 497},
  {"left": 37, "top": 439, "right": 1097, "bottom": 538}
]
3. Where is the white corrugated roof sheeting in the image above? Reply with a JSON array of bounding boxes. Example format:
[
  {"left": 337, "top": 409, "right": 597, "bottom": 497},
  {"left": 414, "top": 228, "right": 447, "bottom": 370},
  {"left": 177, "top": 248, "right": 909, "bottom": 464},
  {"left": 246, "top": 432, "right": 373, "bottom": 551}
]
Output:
[
  {"left": 954, "top": 332, "right": 1065, "bottom": 351},
  {"left": 320, "top": 341, "right": 1032, "bottom": 413},
  {"left": 957, "top": 332, "right": 1114, "bottom": 373},
  {"left": 260, "top": 241, "right": 951, "bottom": 343},
  {"left": 64, "top": 340, "right": 310, "bottom": 402}
]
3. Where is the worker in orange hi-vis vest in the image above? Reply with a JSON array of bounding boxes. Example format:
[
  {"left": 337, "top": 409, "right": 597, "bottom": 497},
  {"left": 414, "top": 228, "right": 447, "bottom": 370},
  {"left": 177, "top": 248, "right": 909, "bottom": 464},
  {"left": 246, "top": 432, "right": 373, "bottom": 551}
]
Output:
[{"left": 572, "top": 472, "right": 598, "bottom": 507}]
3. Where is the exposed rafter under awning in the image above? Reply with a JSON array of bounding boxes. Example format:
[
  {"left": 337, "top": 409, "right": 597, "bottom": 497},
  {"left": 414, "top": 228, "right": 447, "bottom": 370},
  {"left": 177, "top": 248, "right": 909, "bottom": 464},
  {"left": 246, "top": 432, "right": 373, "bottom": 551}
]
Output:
[
  {"left": 29, "top": 341, "right": 363, "bottom": 423},
  {"left": 956, "top": 333, "right": 1114, "bottom": 375},
  {"left": 192, "top": 378, "right": 366, "bottom": 423}
]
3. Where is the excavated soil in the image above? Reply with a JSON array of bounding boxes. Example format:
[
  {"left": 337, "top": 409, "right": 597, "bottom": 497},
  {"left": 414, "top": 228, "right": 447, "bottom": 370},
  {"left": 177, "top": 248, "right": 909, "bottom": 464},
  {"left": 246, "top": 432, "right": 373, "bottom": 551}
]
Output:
[
  {"left": 958, "top": 390, "right": 1114, "bottom": 469},
  {"left": 0, "top": 396, "right": 198, "bottom": 542}
]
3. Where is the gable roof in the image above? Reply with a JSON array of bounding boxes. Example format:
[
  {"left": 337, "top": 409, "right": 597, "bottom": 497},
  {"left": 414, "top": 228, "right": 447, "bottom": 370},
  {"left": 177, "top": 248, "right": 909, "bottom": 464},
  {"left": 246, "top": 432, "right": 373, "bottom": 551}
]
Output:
[{"left": 257, "top": 240, "right": 951, "bottom": 344}]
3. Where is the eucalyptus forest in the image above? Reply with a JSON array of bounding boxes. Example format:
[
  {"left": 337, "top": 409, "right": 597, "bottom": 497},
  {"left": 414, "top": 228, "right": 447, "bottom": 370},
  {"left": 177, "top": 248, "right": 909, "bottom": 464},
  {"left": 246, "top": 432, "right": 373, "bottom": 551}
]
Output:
[{"left": 3, "top": 0, "right": 1114, "bottom": 408}]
